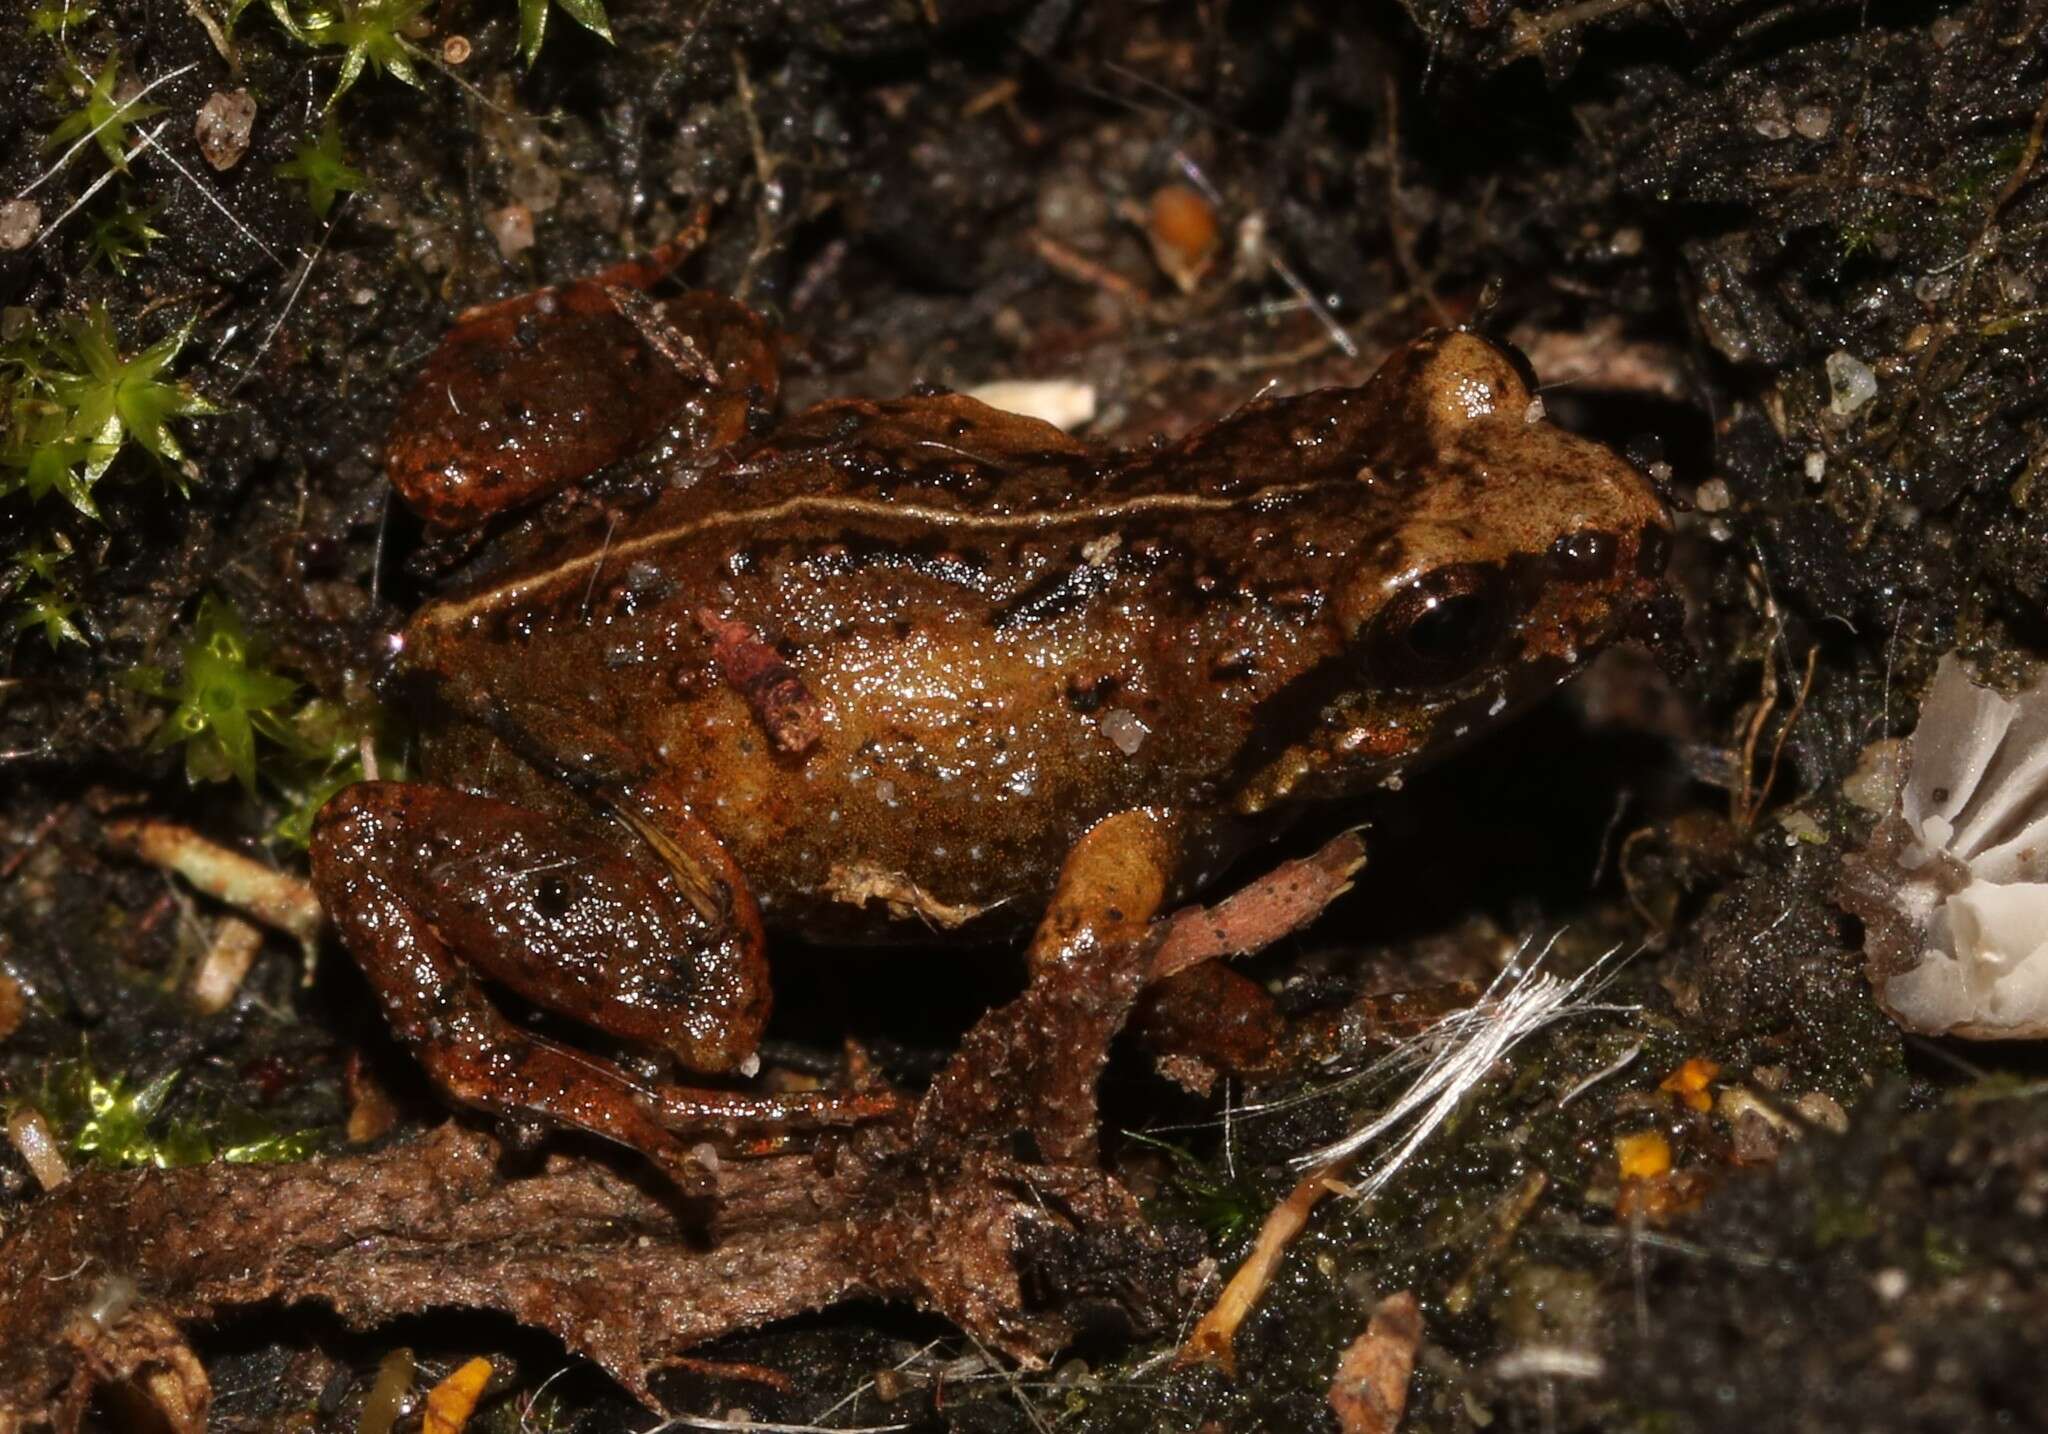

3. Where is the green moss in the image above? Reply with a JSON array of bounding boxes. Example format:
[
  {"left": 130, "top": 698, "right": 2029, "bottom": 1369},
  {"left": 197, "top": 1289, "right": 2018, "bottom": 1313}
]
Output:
[
  {"left": 44, "top": 54, "right": 165, "bottom": 173},
  {"left": 1126, "top": 1129, "right": 1268, "bottom": 1248},
  {"left": 6, "top": 541, "right": 85, "bottom": 649},
  {"left": 124, "top": 596, "right": 398, "bottom": 834},
  {"left": 297, "top": 0, "right": 431, "bottom": 105},
  {"left": 238, "top": 0, "right": 611, "bottom": 96},
  {"left": 1, "top": 304, "right": 218, "bottom": 517},
  {"left": 20, "top": 1055, "right": 325, "bottom": 1170},
  {"left": 276, "top": 119, "right": 365, "bottom": 218},
  {"left": 124, "top": 596, "right": 307, "bottom": 792},
  {"left": 517, "top": 0, "right": 612, "bottom": 66},
  {"left": 26, "top": 0, "right": 97, "bottom": 37},
  {"left": 85, "top": 191, "right": 163, "bottom": 274}
]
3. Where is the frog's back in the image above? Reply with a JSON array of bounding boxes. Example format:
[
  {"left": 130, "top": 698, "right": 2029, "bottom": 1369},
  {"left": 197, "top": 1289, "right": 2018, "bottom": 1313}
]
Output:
[{"left": 400, "top": 386, "right": 1400, "bottom": 937}]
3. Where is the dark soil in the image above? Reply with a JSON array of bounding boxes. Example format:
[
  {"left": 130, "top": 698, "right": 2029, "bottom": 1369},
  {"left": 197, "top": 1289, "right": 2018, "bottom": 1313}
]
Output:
[{"left": 3, "top": 0, "right": 2046, "bottom": 1430}]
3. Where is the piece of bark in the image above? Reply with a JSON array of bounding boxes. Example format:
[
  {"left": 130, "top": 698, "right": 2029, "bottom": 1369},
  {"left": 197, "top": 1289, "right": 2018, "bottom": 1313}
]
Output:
[
  {"left": 1149, "top": 830, "right": 1366, "bottom": 983},
  {"left": 1328, "top": 1291, "right": 1423, "bottom": 1434}
]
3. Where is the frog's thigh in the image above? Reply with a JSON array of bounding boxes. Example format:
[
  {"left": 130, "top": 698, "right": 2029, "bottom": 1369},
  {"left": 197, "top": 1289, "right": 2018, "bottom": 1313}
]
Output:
[
  {"left": 310, "top": 784, "right": 712, "bottom": 1183},
  {"left": 917, "top": 807, "right": 1181, "bottom": 1167},
  {"left": 329, "top": 781, "right": 769, "bottom": 1071}
]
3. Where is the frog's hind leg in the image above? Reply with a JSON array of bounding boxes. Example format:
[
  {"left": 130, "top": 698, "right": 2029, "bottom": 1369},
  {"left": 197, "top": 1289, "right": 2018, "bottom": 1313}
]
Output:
[
  {"left": 311, "top": 781, "right": 906, "bottom": 1183},
  {"left": 312, "top": 783, "right": 730, "bottom": 1187},
  {"left": 386, "top": 239, "right": 778, "bottom": 529}
]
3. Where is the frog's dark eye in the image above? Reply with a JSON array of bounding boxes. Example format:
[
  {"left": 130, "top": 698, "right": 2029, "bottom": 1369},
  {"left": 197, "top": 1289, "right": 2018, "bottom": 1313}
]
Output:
[
  {"left": 1366, "top": 564, "right": 1512, "bottom": 689},
  {"left": 535, "top": 876, "right": 575, "bottom": 918}
]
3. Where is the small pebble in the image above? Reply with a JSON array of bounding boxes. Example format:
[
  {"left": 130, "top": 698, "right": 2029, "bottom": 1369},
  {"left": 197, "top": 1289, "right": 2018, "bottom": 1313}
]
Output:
[
  {"left": 1826, "top": 351, "right": 1878, "bottom": 415},
  {"left": 1695, "top": 477, "right": 1732, "bottom": 513},
  {"left": 0, "top": 199, "right": 40, "bottom": 250},
  {"left": 194, "top": 89, "right": 257, "bottom": 171},
  {"left": 488, "top": 203, "right": 535, "bottom": 259},
  {"left": 1793, "top": 1090, "right": 1850, "bottom": 1133},
  {"left": 1791, "top": 105, "right": 1833, "bottom": 140}
]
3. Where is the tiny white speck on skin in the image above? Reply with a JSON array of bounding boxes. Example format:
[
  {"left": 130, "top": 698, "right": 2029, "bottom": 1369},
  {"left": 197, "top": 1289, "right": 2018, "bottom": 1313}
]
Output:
[
  {"left": 1453, "top": 375, "right": 1496, "bottom": 421},
  {"left": 1099, "top": 708, "right": 1150, "bottom": 756},
  {"left": 1523, "top": 397, "right": 1546, "bottom": 425}
]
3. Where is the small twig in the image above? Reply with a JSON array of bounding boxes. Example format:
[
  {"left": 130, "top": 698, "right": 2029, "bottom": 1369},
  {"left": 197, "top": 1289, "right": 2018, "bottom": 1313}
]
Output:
[
  {"left": 182, "top": 0, "right": 238, "bottom": 68},
  {"left": 729, "top": 50, "right": 780, "bottom": 305},
  {"left": 1739, "top": 644, "right": 1819, "bottom": 831},
  {"left": 1179, "top": 1164, "right": 1339, "bottom": 1375},
  {"left": 31, "top": 120, "right": 172, "bottom": 250},
  {"left": 134, "top": 126, "right": 284, "bottom": 267},
  {"left": 103, "top": 818, "right": 322, "bottom": 971},
  {"left": 18, "top": 63, "right": 198, "bottom": 198},
  {"left": 1028, "top": 231, "right": 1149, "bottom": 306}
]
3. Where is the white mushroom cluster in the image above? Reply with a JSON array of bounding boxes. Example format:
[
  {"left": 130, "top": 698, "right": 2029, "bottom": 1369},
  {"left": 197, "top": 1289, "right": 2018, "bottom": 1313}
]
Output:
[{"left": 1847, "top": 653, "right": 2048, "bottom": 1038}]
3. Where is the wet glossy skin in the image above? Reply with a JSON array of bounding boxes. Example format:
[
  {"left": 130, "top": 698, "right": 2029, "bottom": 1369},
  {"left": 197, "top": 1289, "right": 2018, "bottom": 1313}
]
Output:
[{"left": 311, "top": 270, "right": 1668, "bottom": 1177}]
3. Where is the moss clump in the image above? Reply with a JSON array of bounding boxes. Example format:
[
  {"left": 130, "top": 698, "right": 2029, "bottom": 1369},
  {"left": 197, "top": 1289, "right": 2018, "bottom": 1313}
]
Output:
[
  {"left": 1, "top": 304, "right": 217, "bottom": 518},
  {"left": 275, "top": 119, "right": 365, "bottom": 218},
  {"left": 43, "top": 53, "right": 163, "bottom": 173},
  {"left": 124, "top": 596, "right": 396, "bottom": 842},
  {"left": 18, "top": 1055, "right": 324, "bottom": 1170}
]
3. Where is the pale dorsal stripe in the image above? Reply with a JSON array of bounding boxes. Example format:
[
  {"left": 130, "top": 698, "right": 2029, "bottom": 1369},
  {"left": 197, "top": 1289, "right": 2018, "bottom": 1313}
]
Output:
[{"left": 421, "top": 481, "right": 1329, "bottom": 627}]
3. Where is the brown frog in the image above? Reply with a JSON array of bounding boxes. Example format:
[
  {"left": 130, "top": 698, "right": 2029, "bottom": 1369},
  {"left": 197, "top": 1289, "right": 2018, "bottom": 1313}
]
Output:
[{"left": 310, "top": 256, "right": 1669, "bottom": 1183}]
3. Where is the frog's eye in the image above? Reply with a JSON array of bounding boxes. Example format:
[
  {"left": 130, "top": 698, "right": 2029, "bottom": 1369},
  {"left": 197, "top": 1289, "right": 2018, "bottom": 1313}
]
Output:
[{"left": 1366, "top": 563, "right": 1512, "bottom": 689}]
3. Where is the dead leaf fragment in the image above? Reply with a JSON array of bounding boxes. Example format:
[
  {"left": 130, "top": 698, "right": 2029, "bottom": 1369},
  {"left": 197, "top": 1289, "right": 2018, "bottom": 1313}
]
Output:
[
  {"left": 1328, "top": 1291, "right": 1422, "bottom": 1434},
  {"left": 697, "top": 609, "right": 824, "bottom": 754},
  {"left": 826, "top": 861, "right": 993, "bottom": 929}
]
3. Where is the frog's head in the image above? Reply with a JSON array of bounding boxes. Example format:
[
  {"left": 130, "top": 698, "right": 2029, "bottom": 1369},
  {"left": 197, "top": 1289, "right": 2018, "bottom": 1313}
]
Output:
[{"left": 1236, "top": 330, "right": 1672, "bottom": 815}]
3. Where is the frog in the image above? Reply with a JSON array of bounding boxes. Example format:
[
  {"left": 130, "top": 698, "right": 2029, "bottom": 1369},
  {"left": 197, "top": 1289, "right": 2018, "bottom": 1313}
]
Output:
[{"left": 309, "top": 254, "right": 1671, "bottom": 1187}]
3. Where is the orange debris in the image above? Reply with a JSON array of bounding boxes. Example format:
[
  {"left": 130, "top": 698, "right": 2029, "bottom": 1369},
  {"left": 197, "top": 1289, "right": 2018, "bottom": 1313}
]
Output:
[
  {"left": 421, "top": 1357, "right": 493, "bottom": 1434},
  {"left": 1616, "top": 1129, "right": 1672, "bottom": 1180},
  {"left": 1659, "top": 1058, "right": 1721, "bottom": 1112}
]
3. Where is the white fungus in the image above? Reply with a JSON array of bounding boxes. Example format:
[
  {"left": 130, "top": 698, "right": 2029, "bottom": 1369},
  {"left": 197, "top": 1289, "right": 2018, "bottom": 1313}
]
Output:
[{"left": 1845, "top": 654, "right": 2048, "bottom": 1037}]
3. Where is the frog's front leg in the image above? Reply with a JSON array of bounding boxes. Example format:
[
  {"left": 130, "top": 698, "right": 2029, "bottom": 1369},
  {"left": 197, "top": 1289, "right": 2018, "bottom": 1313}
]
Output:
[
  {"left": 917, "top": 808, "right": 1181, "bottom": 1167},
  {"left": 309, "top": 782, "right": 896, "bottom": 1182}
]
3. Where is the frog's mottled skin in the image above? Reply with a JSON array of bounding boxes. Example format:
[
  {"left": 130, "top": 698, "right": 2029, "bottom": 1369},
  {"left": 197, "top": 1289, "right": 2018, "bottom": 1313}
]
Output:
[{"left": 311, "top": 270, "right": 1668, "bottom": 1179}]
